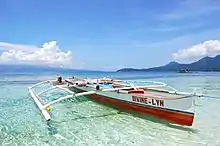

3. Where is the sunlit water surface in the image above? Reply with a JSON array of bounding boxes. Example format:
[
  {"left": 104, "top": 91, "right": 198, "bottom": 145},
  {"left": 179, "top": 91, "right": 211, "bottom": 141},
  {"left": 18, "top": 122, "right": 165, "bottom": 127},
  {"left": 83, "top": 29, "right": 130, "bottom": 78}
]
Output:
[{"left": 0, "top": 72, "right": 220, "bottom": 146}]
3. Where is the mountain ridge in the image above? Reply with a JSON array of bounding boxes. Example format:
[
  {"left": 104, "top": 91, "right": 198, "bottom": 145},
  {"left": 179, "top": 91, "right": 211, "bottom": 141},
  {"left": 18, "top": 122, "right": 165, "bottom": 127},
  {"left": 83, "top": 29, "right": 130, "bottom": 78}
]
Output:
[
  {"left": 117, "top": 55, "right": 220, "bottom": 72},
  {"left": 0, "top": 64, "right": 108, "bottom": 73}
]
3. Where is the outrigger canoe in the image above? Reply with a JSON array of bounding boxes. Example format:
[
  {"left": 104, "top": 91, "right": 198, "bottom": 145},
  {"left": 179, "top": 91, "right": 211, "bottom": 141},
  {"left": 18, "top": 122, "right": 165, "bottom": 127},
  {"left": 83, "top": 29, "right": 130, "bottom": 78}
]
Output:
[{"left": 28, "top": 76, "right": 204, "bottom": 126}]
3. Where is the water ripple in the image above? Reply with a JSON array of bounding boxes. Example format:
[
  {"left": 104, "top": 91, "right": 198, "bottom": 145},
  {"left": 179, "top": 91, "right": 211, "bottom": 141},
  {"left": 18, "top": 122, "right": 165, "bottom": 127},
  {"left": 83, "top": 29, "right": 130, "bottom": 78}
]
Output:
[{"left": 0, "top": 73, "right": 220, "bottom": 145}]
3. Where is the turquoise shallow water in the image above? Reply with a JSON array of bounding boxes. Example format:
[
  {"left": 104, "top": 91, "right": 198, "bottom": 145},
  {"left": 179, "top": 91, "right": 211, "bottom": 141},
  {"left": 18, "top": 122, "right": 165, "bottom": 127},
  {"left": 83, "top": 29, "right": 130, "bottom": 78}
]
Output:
[{"left": 1, "top": 72, "right": 220, "bottom": 146}]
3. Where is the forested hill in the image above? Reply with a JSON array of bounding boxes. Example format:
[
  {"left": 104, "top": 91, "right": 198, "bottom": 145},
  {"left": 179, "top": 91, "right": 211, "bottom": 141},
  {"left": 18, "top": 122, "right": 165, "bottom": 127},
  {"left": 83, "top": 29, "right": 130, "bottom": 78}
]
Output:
[{"left": 117, "top": 55, "right": 220, "bottom": 72}]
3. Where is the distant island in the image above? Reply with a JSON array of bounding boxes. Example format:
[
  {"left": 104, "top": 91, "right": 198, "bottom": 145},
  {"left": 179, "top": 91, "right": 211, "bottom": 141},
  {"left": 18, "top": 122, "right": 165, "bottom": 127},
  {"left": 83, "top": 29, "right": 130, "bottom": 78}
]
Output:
[
  {"left": 0, "top": 64, "right": 105, "bottom": 74},
  {"left": 117, "top": 55, "right": 220, "bottom": 72}
]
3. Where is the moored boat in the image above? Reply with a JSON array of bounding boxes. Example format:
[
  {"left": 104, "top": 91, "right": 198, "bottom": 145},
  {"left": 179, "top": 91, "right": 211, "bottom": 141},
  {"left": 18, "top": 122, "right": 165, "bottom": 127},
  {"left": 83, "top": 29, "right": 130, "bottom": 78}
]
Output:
[{"left": 28, "top": 76, "right": 204, "bottom": 126}]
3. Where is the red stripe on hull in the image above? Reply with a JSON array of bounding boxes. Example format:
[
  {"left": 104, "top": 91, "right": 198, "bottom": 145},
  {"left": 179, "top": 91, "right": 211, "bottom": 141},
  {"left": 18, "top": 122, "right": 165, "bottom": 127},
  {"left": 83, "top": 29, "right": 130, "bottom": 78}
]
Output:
[
  {"left": 88, "top": 93, "right": 194, "bottom": 126},
  {"left": 128, "top": 89, "right": 145, "bottom": 94}
]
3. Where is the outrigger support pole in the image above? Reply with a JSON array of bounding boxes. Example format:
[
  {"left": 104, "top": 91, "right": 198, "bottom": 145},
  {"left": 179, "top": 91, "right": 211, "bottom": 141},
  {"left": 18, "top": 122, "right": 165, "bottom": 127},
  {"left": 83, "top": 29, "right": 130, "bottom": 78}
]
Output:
[
  {"left": 28, "top": 80, "right": 136, "bottom": 121},
  {"left": 41, "top": 86, "right": 136, "bottom": 109},
  {"left": 28, "top": 80, "right": 52, "bottom": 121},
  {"left": 29, "top": 88, "right": 51, "bottom": 120}
]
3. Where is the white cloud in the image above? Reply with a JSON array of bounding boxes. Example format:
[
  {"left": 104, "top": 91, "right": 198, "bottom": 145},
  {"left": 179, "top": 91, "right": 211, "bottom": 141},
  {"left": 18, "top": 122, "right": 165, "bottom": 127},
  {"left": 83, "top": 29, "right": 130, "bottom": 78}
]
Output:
[
  {"left": 0, "top": 41, "right": 72, "bottom": 67},
  {"left": 172, "top": 40, "right": 220, "bottom": 61}
]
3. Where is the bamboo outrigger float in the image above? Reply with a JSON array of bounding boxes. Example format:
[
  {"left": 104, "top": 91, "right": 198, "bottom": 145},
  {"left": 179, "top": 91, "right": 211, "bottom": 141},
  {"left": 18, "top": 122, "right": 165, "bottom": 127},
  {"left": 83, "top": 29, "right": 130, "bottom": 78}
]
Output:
[{"left": 28, "top": 76, "right": 204, "bottom": 126}]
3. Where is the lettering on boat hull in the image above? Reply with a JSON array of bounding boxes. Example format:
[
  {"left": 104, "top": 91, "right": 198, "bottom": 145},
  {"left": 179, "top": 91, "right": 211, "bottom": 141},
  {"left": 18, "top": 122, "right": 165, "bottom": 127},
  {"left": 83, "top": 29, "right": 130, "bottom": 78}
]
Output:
[{"left": 132, "top": 96, "right": 164, "bottom": 107}]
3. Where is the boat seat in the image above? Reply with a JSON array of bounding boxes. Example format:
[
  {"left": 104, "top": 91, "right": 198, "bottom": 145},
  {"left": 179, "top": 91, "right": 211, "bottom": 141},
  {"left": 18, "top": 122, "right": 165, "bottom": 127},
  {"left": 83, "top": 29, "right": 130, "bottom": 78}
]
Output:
[
  {"left": 65, "top": 79, "right": 74, "bottom": 85},
  {"left": 51, "top": 81, "right": 66, "bottom": 86},
  {"left": 112, "top": 84, "right": 124, "bottom": 88}
]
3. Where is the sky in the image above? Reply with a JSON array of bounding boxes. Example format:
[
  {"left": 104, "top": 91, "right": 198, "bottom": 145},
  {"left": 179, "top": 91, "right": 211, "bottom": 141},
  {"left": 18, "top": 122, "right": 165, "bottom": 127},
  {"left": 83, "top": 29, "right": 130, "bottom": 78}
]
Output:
[{"left": 0, "top": 0, "right": 220, "bottom": 71}]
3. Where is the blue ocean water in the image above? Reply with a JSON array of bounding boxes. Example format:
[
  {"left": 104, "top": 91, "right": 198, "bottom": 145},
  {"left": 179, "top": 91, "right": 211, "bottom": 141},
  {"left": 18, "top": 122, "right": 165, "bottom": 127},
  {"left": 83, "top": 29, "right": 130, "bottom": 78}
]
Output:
[{"left": 1, "top": 71, "right": 220, "bottom": 146}]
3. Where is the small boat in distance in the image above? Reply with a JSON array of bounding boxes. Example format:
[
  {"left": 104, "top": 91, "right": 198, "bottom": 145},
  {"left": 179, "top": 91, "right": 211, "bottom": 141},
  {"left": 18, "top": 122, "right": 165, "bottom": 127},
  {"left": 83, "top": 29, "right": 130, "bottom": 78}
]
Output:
[
  {"left": 177, "top": 69, "right": 192, "bottom": 73},
  {"left": 28, "top": 76, "right": 203, "bottom": 126}
]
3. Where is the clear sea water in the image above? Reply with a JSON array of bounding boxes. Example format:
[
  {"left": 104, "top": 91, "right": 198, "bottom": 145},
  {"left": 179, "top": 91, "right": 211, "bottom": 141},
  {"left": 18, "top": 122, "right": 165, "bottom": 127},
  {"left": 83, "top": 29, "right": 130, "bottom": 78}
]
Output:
[{"left": 1, "top": 71, "right": 220, "bottom": 146}]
